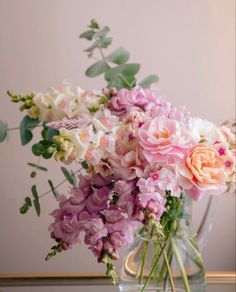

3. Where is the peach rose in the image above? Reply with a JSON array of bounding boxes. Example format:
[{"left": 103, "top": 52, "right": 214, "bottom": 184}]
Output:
[{"left": 178, "top": 143, "right": 227, "bottom": 200}]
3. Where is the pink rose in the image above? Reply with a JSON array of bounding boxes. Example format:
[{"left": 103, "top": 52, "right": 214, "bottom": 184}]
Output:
[
  {"left": 139, "top": 116, "right": 191, "bottom": 163},
  {"left": 178, "top": 144, "right": 227, "bottom": 200}
]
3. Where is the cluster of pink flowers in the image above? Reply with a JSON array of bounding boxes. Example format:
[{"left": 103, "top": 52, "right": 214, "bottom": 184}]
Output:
[{"left": 39, "top": 83, "right": 235, "bottom": 263}]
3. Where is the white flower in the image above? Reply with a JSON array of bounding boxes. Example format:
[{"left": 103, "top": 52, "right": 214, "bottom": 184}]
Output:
[
  {"left": 92, "top": 109, "right": 119, "bottom": 132},
  {"left": 188, "top": 117, "right": 219, "bottom": 144}
]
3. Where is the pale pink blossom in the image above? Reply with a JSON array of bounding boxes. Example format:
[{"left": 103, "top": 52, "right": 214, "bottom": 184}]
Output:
[{"left": 139, "top": 116, "right": 191, "bottom": 163}]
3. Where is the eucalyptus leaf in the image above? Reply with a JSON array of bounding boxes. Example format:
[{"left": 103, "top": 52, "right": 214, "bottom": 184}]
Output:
[
  {"left": 107, "top": 47, "right": 129, "bottom": 65},
  {"left": 31, "top": 185, "right": 40, "bottom": 216},
  {"left": 25, "top": 197, "right": 32, "bottom": 206},
  {"left": 95, "top": 26, "right": 110, "bottom": 38},
  {"left": 139, "top": 74, "right": 159, "bottom": 88},
  {"left": 20, "top": 203, "right": 29, "bottom": 214},
  {"left": 32, "top": 143, "right": 45, "bottom": 156},
  {"left": 48, "top": 180, "right": 59, "bottom": 199},
  {"left": 84, "top": 37, "right": 112, "bottom": 53},
  {"left": 79, "top": 30, "right": 95, "bottom": 40},
  {"left": 105, "top": 64, "right": 140, "bottom": 81},
  {"left": 81, "top": 160, "right": 89, "bottom": 169},
  {"left": 89, "top": 19, "right": 100, "bottom": 29},
  {"left": 27, "top": 162, "right": 48, "bottom": 172},
  {"left": 108, "top": 75, "right": 136, "bottom": 90},
  {"left": 0, "top": 120, "right": 7, "bottom": 142},
  {"left": 61, "top": 167, "right": 75, "bottom": 186},
  {"left": 20, "top": 116, "right": 40, "bottom": 145},
  {"left": 42, "top": 126, "right": 59, "bottom": 142},
  {"left": 85, "top": 61, "right": 109, "bottom": 77}
]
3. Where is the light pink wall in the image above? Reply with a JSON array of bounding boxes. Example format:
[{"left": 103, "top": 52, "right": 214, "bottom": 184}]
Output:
[{"left": 0, "top": 0, "right": 235, "bottom": 275}]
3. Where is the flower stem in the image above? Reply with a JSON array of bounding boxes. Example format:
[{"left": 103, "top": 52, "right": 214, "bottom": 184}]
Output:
[
  {"left": 138, "top": 240, "right": 149, "bottom": 284},
  {"left": 161, "top": 243, "right": 176, "bottom": 292},
  {"left": 172, "top": 239, "right": 191, "bottom": 292},
  {"left": 140, "top": 243, "right": 166, "bottom": 292}
]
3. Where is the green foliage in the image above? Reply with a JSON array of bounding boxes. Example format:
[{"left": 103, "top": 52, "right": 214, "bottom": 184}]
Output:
[
  {"left": 48, "top": 180, "right": 59, "bottom": 199},
  {"left": 81, "top": 160, "right": 89, "bottom": 169},
  {"left": 32, "top": 140, "right": 57, "bottom": 159},
  {"left": 30, "top": 171, "right": 37, "bottom": 178},
  {"left": 80, "top": 19, "right": 159, "bottom": 89},
  {"left": 27, "top": 162, "right": 48, "bottom": 172},
  {"left": 85, "top": 61, "right": 109, "bottom": 77},
  {"left": 107, "top": 47, "right": 130, "bottom": 65},
  {"left": 45, "top": 241, "right": 63, "bottom": 261},
  {"left": 139, "top": 75, "right": 159, "bottom": 88},
  {"left": 19, "top": 186, "right": 41, "bottom": 217},
  {"left": 20, "top": 116, "right": 40, "bottom": 145},
  {"left": 32, "top": 185, "right": 40, "bottom": 216},
  {"left": 79, "top": 30, "right": 95, "bottom": 40},
  {"left": 20, "top": 197, "right": 32, "bottom": 214},
  {"left": 41, "top": 125, "right": 60, "bottom": 142},
  {"left": 61, "top": 167, "right": 76, "bottom": 186},
  {"left": 0, "top": 120, "right": 7, "bottom": 142},
  {"left": 88, "top": 19, "right": 100, "bottom": 30}
]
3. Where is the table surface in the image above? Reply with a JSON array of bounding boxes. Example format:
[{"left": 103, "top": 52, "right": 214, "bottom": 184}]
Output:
[{"left": 0, "top": 272, "right": 235, "bottom": 292}]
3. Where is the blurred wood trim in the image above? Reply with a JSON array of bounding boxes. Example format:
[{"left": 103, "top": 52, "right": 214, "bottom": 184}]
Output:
[{"left": 0, "top": 272, "right": 235, "bottom": 286}]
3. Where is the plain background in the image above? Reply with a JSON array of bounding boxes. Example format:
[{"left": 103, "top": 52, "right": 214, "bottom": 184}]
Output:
[{"left": 0, "top": 0, "right": 235, "bottom": 277}]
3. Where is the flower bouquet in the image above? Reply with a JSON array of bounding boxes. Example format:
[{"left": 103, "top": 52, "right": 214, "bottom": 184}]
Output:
[{"left": 0, "top": 20, "right": 235, "bottom": 292}]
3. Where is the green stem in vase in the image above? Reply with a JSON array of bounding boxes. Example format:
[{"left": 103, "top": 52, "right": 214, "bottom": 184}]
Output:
[
  {"left": 187, "top": 237, "right": 205, "bottom": 270},
  {"left": 172, "top": 239, "right": 191, "bottom": 292},
  {"left": 163, "top": 243, "right": 174, "bottom": 290},
  {"left": 140, "top": 242, "right": 166, "bottom": 292},
  {"left": 161, "top": 243, "right": 176, "bottom": 292},
  {"left": 138, "top": 240, "right": 150, "bottom": 284}
]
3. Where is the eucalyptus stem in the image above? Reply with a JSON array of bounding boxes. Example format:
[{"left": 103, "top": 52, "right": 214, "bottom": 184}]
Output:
[
  {"left": 172, "top": 239, "right": 191, "bottom": 292},
  {"left": 7, "top": 124, "right": 43, "bottom": 132},
  {"left": 96, "top": 43, "right": 133, "bottom": 89}
]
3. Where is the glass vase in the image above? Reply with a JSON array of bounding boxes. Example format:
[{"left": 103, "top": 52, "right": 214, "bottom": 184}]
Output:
[{"left": 118, "top": 195, "right": 212, "bottom": 292}]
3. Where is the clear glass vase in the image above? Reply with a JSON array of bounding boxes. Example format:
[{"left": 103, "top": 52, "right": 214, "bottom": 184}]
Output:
[{"left": 119, "top": 195, "right": 215, "bottom": 292}]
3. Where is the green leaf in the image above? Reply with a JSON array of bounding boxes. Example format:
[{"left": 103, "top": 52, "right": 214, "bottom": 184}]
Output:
[
  {"left": 27, "top": 162, "right": 48, "bottom": 172},
  {"left": 84, "top": 37, "right": 112, "bottom": 53},
  {"left": 0, "top": 120, "right": 7, "bottom": 142},
  {"left": 20, "top": 203, "right": 29, "bottom": 214},
  {"left": 81, "top": 160, "right": 89, "bottom": 169},
  {"left": 32, "top": 143, "right": 45, "bottom": 156},
  {"left": 30, "top": 171, "right": 37, "bottom": 178},
  {"left": 31, "top": 185, "right": 39, "bottom": 200},
  {"left": 89, "top": 19, "right": 100, "bottom": 29},
  {"left": 99, "top": 37, "right": 112, "bottom": 49},
  {"left": 48, "top": 180, "right": 59, "bottom": 199},
  {"left": 19, "top": 197, "right": 32, "bottom": 214},
  {"left": 25, "top": 197, "right": 32, "bottom": 206},
  {"left": 42, "top": 126, "right": 59, "bottom": 142},
  {"left": 85, "top": 61, "right": 109, "bottom": 77},
  {"left": 108, "top": 75, "right": 136, "bottom": 90},
  {"left": 105, "top": 64, "right": 140, "bottom": 81},
  {"left": 139, "top": 74, "right": 159, "bottom": 88},
  {"left": 79, "top": 30, "right": 95, "bottom": 40},
  {"left": 31, "top": 185, "right": 40, "bottom": 216},
  {"left": 70, "top": 170, "right": 77, "bottom": 186},
  {"left": 42, "top": 151, "right": 53, "bottom": 159},
  {"left": 20, "top": 116, "right": 40, "bottom": 145},
  {"left": 95, "top": 26, "right": 110, "bottom": 38},
  {"left": 61, "top": 167, "right": 75, "bottom": 185},
  {"left": 107, "top": 47, "right": 130, "bottom": 65}
]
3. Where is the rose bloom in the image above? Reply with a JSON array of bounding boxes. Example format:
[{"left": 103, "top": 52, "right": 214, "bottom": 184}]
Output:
[
  {"left": 139, "top": 116, "right": 191, "bottom": 163},
  {"left": 178, "top": 143, "right": 228, "bottom": 200}
]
